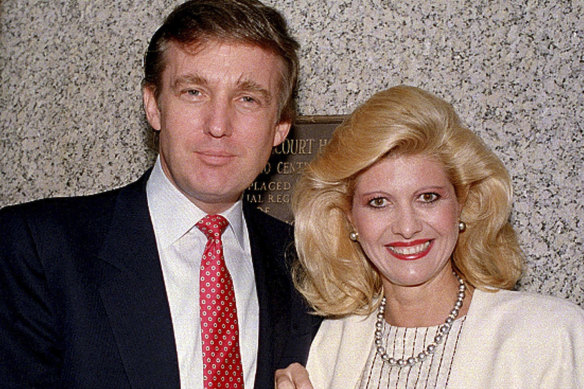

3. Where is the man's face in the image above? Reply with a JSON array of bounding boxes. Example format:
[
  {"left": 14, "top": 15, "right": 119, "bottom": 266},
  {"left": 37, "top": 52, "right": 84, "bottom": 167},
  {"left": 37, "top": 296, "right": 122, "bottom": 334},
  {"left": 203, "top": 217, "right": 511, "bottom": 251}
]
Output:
[{"left": 143, "top": 40, "right": 290, "bottom": 214}]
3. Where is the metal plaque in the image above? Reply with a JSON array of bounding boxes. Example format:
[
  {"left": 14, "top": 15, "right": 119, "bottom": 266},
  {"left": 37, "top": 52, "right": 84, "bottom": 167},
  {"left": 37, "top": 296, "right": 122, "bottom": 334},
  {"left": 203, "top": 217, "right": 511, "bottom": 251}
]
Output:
[{"left": 246, "top": 115, "right": 346, "bottom": 223}]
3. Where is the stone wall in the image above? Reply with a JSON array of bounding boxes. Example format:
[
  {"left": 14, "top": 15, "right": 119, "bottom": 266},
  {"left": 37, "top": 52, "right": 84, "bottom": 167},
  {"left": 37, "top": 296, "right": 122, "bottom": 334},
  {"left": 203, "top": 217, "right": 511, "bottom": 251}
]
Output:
[{"left": 1, "top": 0, "right": 582, "bottom": 305}]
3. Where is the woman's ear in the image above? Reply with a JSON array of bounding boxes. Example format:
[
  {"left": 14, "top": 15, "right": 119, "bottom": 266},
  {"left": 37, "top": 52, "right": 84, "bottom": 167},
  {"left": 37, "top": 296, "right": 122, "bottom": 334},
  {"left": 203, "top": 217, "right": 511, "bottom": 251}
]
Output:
[
  {"left": 345, "top": 208, "right": 356, "bottom": 235},
  {"left": 456, "top": 185, "right": 470, "bottom": 217},
  {"left": 345, "top": 205, "right": 353, "bottom": 226}
]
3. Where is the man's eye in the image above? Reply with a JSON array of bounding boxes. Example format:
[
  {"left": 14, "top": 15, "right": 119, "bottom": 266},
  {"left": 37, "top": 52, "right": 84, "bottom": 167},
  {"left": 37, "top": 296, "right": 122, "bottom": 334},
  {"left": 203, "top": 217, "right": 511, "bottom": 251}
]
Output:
[
  {"left": 368, "top": 197, "right": 388, "bottom": 208},
  {"left": 186, "top": 89, "right": 201, "bottom": 96},
  {"left": 241, "top": 96, "right": 256, "bottom": 103},
  {"left": 419, "top": 193, "right": 439, "bottom": 203}
]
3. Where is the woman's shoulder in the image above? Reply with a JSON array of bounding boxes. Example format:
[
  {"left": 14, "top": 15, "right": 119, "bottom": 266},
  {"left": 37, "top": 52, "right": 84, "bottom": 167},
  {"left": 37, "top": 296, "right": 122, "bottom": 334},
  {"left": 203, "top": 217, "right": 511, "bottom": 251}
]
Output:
[
  {"left": 471, "top": 288, "right": 584, "bottom": 329},
  {"left": 476, "top": 288, "right": 581, "bottom": 310},
  {"left": 451, "top": 289, "right": 584, "bottom": 387},
  {"left": 307, "top": 312, "right": 378, "bottom": 387},
  {"left": 317, "top": 311, "right": 377, "bottom": 334}
]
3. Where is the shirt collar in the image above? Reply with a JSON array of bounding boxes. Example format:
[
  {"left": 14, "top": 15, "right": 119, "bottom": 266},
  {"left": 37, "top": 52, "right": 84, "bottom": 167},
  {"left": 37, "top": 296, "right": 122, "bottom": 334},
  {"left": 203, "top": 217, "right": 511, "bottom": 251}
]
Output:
[
  {"left": 146, "top": 156, "right": 246, "bottom": 250},
  {"left": 222, "top": 200, "right": 246, "bottom": 250}
]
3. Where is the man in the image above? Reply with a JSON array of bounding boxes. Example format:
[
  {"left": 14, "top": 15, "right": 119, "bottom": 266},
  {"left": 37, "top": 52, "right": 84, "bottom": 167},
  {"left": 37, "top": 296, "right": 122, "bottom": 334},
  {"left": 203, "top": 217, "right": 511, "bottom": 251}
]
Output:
[{"left": 0, "top": 1, "right": 318, "bottom": 388}]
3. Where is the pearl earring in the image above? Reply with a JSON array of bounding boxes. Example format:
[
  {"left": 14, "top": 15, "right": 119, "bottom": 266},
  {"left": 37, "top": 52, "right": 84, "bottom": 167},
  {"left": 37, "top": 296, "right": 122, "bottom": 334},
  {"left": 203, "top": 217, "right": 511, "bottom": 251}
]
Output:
[
  {"left": 349, "top": 231, "right": 359, "bottom": 241},
  {"left": 458, "top": 221, "right": 466, "bottom": 232}
]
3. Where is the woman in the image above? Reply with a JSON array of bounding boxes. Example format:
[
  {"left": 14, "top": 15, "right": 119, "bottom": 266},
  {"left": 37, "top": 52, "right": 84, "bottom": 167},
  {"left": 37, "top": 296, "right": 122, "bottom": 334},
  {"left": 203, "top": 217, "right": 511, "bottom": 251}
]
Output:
[{"left": 276, "top": 86, "right": 584, "bottom": 388}]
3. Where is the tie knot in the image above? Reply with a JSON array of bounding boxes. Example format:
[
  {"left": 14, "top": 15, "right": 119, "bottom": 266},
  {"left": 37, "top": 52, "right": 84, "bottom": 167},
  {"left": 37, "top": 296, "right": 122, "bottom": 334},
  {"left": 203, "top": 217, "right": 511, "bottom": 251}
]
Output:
[{"left": 196, "top": 214, "right": 228, "bottom": 240}]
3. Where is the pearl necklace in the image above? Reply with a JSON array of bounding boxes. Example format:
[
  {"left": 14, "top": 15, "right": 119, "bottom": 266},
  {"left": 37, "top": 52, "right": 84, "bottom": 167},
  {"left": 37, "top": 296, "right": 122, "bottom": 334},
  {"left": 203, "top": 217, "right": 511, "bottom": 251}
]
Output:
[{"left": 374, "top": 272, "right": 466, "bottom": 367}]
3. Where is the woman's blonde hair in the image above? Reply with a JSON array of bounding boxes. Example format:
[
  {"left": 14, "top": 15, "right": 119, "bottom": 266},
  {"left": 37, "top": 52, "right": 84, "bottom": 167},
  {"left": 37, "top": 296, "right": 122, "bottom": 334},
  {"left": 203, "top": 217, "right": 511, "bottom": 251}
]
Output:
[{"left": 292, "top": 85, "right": 524, "bottom": 317}]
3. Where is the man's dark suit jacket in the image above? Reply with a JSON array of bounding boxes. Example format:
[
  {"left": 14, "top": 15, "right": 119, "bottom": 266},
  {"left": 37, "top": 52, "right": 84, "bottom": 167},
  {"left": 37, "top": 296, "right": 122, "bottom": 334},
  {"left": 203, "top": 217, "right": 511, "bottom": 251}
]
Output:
[{"left": 0, "top": 171, "right": 319, "bottom": 388}]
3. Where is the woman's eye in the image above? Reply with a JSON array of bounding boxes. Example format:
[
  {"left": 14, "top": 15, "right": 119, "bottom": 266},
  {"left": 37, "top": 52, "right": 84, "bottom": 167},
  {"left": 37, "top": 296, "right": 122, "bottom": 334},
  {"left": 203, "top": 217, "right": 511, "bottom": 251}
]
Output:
[
  {"left": 368, "top": 197, "right": 388, "bottom": 208},
  {"left": 419, "top": 193, "right": 439, "bottom": 203}
]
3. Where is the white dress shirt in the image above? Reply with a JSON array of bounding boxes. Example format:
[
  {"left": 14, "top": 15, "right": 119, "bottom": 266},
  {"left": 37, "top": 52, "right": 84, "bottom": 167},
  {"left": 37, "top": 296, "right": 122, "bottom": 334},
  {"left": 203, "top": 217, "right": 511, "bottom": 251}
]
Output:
[{"left": 146, "top": 157, "right": 259, "bottom": 388}]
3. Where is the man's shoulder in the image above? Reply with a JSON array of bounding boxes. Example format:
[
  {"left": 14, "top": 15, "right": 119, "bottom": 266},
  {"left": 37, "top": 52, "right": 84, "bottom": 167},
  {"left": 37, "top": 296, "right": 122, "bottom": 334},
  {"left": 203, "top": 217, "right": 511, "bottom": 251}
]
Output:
[
  {"left": 243, "top": 202, "right": 293, "bottom": 236},
  {"left": 0, "top": 173, "right": 149, "bottom": 233},
  {"left": 242, "top": 203, "right": 295, "bottom": 264},
  {"left": 3, "top": 185, "right": 120, "bottom": 220}
]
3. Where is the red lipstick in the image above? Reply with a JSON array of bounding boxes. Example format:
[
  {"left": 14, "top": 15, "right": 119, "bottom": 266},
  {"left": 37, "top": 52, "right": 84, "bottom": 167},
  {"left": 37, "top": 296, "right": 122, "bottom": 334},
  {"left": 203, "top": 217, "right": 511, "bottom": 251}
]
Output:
[{"left": 386, "top": 239, "right": 433, "bottom": 261}]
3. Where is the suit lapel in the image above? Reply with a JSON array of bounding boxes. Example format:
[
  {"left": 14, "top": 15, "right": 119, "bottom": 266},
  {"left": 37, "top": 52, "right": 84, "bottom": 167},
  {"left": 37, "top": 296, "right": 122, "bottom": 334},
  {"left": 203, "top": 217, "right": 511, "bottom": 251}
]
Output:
[
  {"left": 244, "top": 204, "right": 293, "bottom": 387},
  {"left": 96, "top": 173, "right": 180, "bottom": 389}
]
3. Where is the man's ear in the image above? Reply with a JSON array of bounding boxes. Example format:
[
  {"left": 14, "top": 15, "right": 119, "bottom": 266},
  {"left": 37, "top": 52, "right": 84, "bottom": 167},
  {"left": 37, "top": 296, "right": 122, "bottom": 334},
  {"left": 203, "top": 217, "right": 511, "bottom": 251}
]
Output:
[
  {"left": 143, "top": 86, "right": 161, "bottom": 131},
  {"left": 272, "top": 119, "right": 291, "bottom": 147}
]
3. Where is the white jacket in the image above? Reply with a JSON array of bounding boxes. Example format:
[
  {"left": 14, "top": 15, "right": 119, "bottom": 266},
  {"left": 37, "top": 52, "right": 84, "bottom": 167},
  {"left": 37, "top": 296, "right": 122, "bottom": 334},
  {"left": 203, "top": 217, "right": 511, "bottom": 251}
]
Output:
[{"left": 307, "top": 289, "right": 584, "bottom": 388}]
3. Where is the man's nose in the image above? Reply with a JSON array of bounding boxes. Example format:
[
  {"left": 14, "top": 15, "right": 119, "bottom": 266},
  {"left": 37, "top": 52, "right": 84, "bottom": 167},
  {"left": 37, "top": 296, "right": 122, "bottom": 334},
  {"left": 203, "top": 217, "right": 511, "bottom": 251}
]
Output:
[{"left": 204, "top": 98, "right": 233, "bottom": 138}]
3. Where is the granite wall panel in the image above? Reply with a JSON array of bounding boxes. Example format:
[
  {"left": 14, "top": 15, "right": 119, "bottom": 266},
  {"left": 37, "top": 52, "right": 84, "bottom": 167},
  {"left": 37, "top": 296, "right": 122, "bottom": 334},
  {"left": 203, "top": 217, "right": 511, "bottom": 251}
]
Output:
[{"left": 0, "top": 0, "right": 582, "bottom": 306}]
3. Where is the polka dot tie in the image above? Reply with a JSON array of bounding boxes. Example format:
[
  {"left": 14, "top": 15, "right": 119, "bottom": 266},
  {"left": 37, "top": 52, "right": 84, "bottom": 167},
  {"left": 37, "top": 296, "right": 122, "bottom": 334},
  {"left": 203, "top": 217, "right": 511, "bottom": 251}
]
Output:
[{"left": 196, "top": 215, "right": 244, "bottom": 389}]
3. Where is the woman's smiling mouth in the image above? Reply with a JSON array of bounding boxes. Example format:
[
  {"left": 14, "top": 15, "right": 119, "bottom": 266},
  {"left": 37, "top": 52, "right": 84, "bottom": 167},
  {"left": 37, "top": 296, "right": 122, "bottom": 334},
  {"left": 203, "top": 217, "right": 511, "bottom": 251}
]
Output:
[{"left": 386, "top": 240, "right": 433, "bottom": 260}]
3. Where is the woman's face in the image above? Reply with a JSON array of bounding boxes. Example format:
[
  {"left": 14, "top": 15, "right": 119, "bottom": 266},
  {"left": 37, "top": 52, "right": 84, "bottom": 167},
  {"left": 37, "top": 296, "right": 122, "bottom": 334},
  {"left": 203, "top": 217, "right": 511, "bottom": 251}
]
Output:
[{"left": 348, "top": 154, "right": 462, "bottom": 291}]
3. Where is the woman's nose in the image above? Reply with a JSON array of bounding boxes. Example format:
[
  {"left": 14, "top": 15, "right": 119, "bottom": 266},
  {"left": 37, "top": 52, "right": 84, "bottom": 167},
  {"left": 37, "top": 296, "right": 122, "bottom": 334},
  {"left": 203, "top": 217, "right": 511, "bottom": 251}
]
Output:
[{"left": 391, "top": 206, "right": 422, "bottom": 238}]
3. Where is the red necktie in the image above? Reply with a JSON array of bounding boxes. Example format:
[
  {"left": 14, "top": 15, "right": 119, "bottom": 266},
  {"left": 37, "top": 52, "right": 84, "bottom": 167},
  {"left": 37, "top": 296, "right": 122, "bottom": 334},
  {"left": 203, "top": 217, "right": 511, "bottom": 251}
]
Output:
[{"left": 197, "top": 214, "right": 244, "bottom": 388}]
